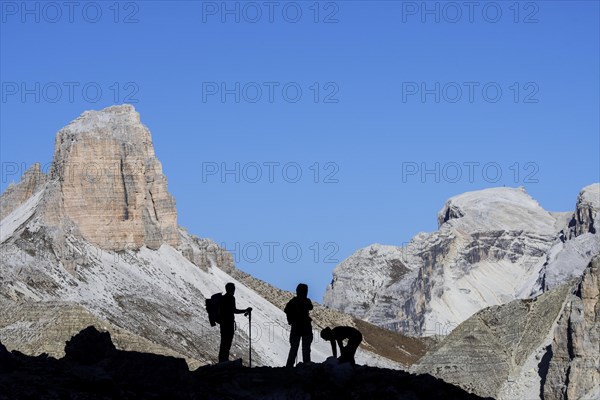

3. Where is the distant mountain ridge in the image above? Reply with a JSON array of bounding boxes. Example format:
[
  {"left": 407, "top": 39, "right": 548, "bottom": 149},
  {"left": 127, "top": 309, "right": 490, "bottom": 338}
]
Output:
[
  {"left": 324, "top": 184, "right": 599, "bottom": 337},
  {"left": 322, "top": 183, "right": 598, "bottom": 399}
]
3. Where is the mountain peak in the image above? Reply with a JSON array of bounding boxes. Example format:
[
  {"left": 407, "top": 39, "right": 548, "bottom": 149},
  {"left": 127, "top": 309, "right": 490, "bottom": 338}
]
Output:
[
  {"left": 571, "top": 183, "right": 600, "bottom": 237},
  {"left": 56, "top": 104, "right": 151, "bottom": 154},
  {"left": 437, "top": 186, "right": 556, "bottom": 233},
  {"left": 64, "top": 104, "right": 139, "bottom": 133},
  {"left": 45, "top": 104, "right": 179, "bottom": 251}
]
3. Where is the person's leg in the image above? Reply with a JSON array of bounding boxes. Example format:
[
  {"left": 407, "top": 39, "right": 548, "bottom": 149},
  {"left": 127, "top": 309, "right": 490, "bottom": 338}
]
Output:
[
  {"left": 338, "top": 345, "right": 350, "bottom": 363},
  {"left": 219, "top": 323, "right": 234, "bottom": 362},
  {"left": 346, "top": 335, "right": 362, "bottom": 365},
  {"left": 301, "top": 328, "right": 313, "bottom": 363},
  {"left": 286, "top": 327, "right": 301, "bottom": 367}
]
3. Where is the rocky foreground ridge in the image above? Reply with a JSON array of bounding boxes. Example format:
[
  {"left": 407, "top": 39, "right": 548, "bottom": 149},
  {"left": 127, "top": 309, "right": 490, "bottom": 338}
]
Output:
[{"left": 0, "top": 326, "right": 488, "bottom": 400}]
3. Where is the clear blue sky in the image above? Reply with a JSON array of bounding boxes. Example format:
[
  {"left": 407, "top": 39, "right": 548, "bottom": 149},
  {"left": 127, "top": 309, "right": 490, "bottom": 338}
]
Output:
[{"left": 1, "top": 1, "right": 599, "bottom": 301}]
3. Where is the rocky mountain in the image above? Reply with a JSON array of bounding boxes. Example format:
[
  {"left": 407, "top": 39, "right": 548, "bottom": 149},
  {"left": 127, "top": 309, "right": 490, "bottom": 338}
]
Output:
[
  {"left": 0, "top": 326, "right": 488, "bottom": 400},
  {"left": 49, "top": 105, "right": 179, "bottom": 251},
  {"left": 0, "top": 105, "right": 419, "bottom": 371},
  {"left": 324, "top": 185, "right": 600, "bottom": 338},
  {"left": 412, "top": 255, "right": 599, "bottom": 400}
]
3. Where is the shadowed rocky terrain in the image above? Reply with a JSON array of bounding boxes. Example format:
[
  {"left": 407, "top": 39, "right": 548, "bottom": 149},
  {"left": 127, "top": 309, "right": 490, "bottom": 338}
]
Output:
[{"left": 0, "top": 326, "right": 488, "bottom": 400}]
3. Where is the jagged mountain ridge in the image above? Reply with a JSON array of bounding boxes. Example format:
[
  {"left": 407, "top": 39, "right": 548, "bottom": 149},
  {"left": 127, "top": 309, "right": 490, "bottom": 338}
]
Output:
[
  {"left": 324, "top": 184, "right": 600, "bottom": 337},
  {"left": 0, "top": 105, "right": 416, "bottom": 370}
]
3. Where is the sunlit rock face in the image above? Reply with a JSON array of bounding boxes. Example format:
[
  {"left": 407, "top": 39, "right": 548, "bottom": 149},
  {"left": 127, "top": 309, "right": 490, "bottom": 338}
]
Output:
[
  {"left": 0, "top": 163, "right": 47, "bottom": 221},
  {"left": 569, "top": 183, "right": 599, "bottom": 238},
  {"left": 411, "top": 255, "right": 600, "bottom": 400},
  {"left": 47, "top": 104, "right": 179, "bottom": 251},
  {"left": 324, "top": 185, "right": 599, "bottom": 337}
]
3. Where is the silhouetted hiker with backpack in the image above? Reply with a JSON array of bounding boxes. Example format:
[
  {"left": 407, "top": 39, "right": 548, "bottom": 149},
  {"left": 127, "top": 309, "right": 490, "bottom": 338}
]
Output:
[
  {"left": 320, "top": 326, "right": 362, "bottom": 365},
  {"left": 284, "top": 283, "right": 313, "bottom": 367},
  {"left": 206, "top": 283, "right": 251, "bottom": 363}
]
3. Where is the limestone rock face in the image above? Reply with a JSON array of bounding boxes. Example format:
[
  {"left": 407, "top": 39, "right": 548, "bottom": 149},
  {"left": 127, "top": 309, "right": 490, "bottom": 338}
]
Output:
[
  {"left": 325, "top": 187, "right": 561, "bottom": 336},
  {"left": 324, "top": 186, "right": 600, "bottom": 338},
  {"left": 541, "top": 255, "right": 600, "bottom": 400},
  {"left": 411, "top": 283, "right": 572, "bottom": 398},
  {"left": 569, "top": 183, "right": 599, "bottom": 238},
  {"left": 322, "top": 244, "right": 411, "bottom": 320},
  {"left": 532, "top": 184, "right": 600, "bottom": 294},
  {"left": 411, "top": 255, "right": 600, "bottom": 400},
  {"left": 48, "top": 104, "right": 178, "bottom": 250},
  {"left": 0, "top": 163, "right": 47, "bottom": 221}
]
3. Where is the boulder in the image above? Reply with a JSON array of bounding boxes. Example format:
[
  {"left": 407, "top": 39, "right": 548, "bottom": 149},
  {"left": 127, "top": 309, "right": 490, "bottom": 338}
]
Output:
[{"left": 64, "top": 326, "right": 116, "bottom": 364}]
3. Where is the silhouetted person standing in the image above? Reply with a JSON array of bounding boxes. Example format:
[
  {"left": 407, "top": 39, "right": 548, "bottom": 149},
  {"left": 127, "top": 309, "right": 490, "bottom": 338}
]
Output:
[
  {"left": 219, "top": 282, "right": 251, "bottom": 363},
  {"left": 320, "top": 326, "right": 362, "bottom": 365},
  {"left": 284, "top": 283, "right": 313, "bottom": 367}
]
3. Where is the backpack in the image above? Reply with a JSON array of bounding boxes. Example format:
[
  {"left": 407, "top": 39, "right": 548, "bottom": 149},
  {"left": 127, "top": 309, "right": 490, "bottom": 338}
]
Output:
[
  {"left": 205, "top": 293, "right": 222, "bottom": 326},
  {"left": 284, "top": 298, "right": 297, "bottom": 325}
]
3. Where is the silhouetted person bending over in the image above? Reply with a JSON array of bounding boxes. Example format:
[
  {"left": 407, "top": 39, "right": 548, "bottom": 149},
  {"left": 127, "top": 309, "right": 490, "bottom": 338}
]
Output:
[
  {"left": 320, "top": 326, "right": 363, "bottom": 365},
  {"left": 219, "top": 282, "right": 251, "bottom": 363},
  {"left": 284, "top": 283, "right": 313, "bottom": 367}
]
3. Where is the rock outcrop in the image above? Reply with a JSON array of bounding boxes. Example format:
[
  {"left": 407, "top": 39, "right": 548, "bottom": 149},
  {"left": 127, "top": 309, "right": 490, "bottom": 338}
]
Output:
[
  {"left": 540, "top": 254, "right": 599, "bottom": 400},
  {"left": 533, "top": 184, "right": 600, "bottom": 294},
  {"left": 412, "top": 255, "right": 600, "bottom": 400},
  {"left": 64, "top": 325, "right": 117, "bottom": 364},
  {"left": 324, "top": 185, "right": 600, "bottom": 338},
  {"left": 322, "top": 244, "right": 411, "bottom": 322},
  {"left": 45, "top": 105, "right": 179, "bottom": 251},
  {"left": 0, "top": 163, "right": 47, "bottom": 221},
  {"left": 569, "top": 183, "right": 599, "bottom": 238}
]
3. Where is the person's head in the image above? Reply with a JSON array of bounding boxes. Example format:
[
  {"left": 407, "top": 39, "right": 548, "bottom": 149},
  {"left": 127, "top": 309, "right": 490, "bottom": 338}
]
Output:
[
  {"left": 296, "top": 283, "right": 308, "bottom": 298},
  {"left": 225, "top": 282, "right": 235, "bottom": 294},
  {"left": 320, "top": 327, "right": 332, "bottom": 341}
]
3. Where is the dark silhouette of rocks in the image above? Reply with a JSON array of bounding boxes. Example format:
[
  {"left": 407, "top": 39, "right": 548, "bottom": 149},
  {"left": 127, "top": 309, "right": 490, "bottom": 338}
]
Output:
[
  {"left": 0, "top": 342, "right": 14, "bottom": 373},
  {"left": 0, "top": 326, "right": 490, "bottom": 400},
  {"left": 64, "top": 326, "right": 116, "bottom": 364}
]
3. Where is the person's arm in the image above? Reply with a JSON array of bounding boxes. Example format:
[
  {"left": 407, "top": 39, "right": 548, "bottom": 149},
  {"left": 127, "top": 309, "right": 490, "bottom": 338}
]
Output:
[
  {"left": 233, "top": 298, "right": 250, "bottom": 314},
  {"left": 307, "top": 299, "right": 313, "bottom": 311},
  {"left": 330, "top": 340, "right": 337, "bottom": 358}
]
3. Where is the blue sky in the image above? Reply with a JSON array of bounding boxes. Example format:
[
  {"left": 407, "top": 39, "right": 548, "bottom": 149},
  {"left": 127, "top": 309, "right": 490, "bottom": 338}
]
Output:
[{"left": 1, "top": 1, "right": 599, "bottom": 300}]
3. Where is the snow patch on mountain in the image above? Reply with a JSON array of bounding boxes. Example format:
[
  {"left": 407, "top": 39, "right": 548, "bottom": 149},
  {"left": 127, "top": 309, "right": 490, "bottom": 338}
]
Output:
[{"left": 0, "top": 189, "right": 43, "bottom": 243}]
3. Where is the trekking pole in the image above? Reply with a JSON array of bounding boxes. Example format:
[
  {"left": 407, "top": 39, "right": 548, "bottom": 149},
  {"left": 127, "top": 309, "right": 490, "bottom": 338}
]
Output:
[{"left": 248, "top": 309, "right": 252, "bottom": 368}]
